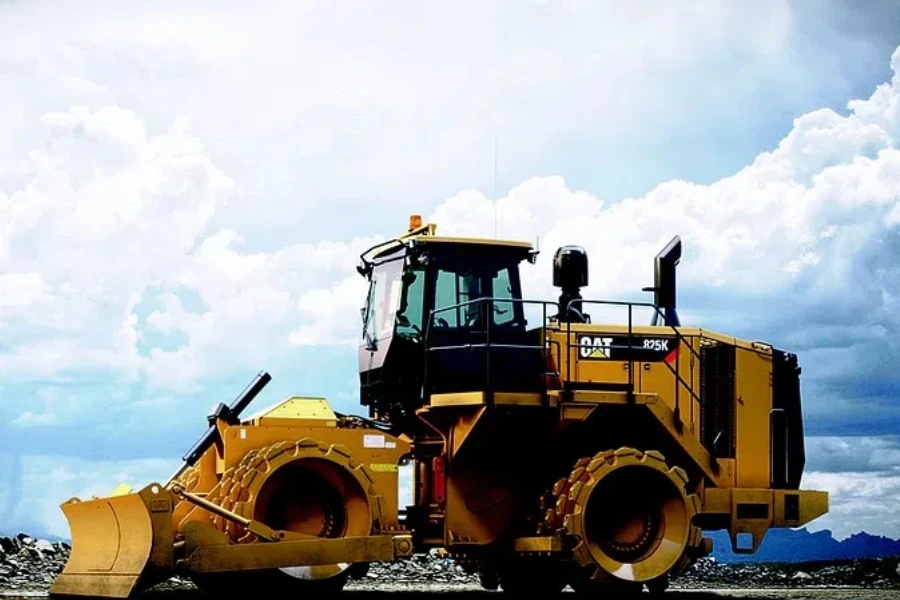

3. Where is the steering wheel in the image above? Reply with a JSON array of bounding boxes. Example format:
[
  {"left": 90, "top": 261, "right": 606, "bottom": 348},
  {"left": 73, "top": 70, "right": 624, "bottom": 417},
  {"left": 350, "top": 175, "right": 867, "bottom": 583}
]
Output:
[{"left": 435, "top": 317, "right": 449, "bottom": 328}]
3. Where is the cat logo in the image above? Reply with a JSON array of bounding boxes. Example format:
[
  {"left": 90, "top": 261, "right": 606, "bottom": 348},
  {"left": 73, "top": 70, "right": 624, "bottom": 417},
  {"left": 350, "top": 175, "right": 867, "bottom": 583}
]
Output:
[{"left": 579, "top": 335, "right": 613, "bottom": 359}]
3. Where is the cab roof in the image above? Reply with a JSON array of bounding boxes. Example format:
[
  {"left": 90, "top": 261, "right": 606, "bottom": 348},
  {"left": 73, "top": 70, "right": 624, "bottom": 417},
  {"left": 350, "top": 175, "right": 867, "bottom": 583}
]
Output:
[
  {"left": 368, "top": 219, "right": 533, "bottom": 261},
  {"left": 412, "top": 235, "right": 533, "bottom": 249}
]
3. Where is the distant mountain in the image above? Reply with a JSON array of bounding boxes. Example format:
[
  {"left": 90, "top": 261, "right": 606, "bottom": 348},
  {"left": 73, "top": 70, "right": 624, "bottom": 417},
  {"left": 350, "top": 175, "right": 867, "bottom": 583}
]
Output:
[{"left": 704, "top": 528, "right": 900, "bottom": 563}]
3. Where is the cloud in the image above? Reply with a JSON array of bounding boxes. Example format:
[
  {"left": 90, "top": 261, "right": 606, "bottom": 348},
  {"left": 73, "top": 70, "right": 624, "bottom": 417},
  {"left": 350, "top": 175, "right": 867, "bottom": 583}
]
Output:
[
  {"left": 800, "top": 469, "right": 900, "bottom": 540},
  {"left": 0, "top": 452, "right": 23, "bottom": 530},
  {"left": 805, "top": 435, "right": 900, "bottom": 473},
  {"left": 291, "top": 46, "right": 900, "bottom": 437},
  {"left": 3, "top": 0, "right": 892, "bottom": 247},
  {"left": 0, "top": 104, "right": 379, "bottom": 408},
  {"left": 135, "top": 230, "right": 382, "bottom": 388},
  {"left": 799, "top": 434, "right": 900, "bottom": 540},
  {"left": 0, "top": 454, "right": 174, "bottom": 539},
  {"left": 0, "top": 105, "right": 232, "bottom": 385},
  {"left": 2, "top": 2, "right": 900, "bottom": 540}
]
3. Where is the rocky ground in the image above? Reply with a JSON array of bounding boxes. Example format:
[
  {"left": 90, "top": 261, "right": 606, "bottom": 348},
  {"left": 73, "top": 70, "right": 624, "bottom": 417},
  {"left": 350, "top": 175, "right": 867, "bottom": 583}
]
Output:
[{"left": 1, "top": 533, "right": 899, "bottom": 595}]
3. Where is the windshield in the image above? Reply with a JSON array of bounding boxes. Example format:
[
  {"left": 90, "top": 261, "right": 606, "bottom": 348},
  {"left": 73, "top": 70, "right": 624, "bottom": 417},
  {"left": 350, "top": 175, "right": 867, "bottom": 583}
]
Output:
[
  {"left": 363, "top": 251, "right": 524, "bottom": 342},
  {"left": 363, "top": 257, "right": 404, "bottom": 344},
  {"left": 432, "top": 261, "right": 521, "bottom": 329}
]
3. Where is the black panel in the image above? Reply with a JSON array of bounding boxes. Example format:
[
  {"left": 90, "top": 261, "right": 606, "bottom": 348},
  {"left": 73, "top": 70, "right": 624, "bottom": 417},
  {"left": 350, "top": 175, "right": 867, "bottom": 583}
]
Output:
[
  {"left": 772, "top": 349, "right": 805, "bottom": 489},
  {"left": 700, "top": 343, "right": 736, "bottom": 458},
  {"left": 425, "top": 327, "right": 547, "bottom": 395},
  {"left": 736, "top": 503, "right": 769, "bottom": 520},
  {"left": 770, "top": 408, "right": 788, "bottom": 488},
  {"left": 784, "top": 493, "right": 800, "bottom": 522}
]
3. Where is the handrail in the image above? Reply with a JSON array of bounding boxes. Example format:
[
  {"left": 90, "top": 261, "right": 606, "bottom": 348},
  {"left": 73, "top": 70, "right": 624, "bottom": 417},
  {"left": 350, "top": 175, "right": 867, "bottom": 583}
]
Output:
[
  {"left": 563, "top": 298, "right": 701, "bottom": 361},
  {"left": 426, "top": 296, "right": 557, "bottom": 340},
  {"left": 564, "top": 298, "right": 701, "bottom": 419},
  {"left": 428, "top": 296, "right": 553, "bottom": 317},
  {"left": 422, "top": 296, "right": 703, "bottom": 418}
]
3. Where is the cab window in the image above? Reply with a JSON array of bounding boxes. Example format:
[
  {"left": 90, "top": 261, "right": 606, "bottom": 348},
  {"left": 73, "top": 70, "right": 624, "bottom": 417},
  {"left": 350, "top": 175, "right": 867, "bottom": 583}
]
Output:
[
  {"left": 491, "top": 266, "right": 516, "bottom": 326},
  {"left": 396, "top": 267, "right": 426, "bottom": 337},
  {"left": 434, "top": 269, "right": 461, "bottom": 327},
  {"left": 436, "top": 267, "right": 484, "bottom": 328},
  {"left": 432, "top": 262, "right": 520, "bottom": 330}
]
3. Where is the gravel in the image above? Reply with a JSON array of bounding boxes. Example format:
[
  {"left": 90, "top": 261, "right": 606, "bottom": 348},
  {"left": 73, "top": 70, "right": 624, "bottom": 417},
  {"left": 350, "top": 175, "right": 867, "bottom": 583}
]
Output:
[
  {"left": 349, "top": 552, "right": 480, "bottom": 589},
  {"left": 672, "top": 556, "right": 900, "bottom": 589},
  {"left": 1, "top": 533, "right": 898, "bottom": 594},
  {"left": 0, "top": 535, "right": 69, "bottom": 592}
]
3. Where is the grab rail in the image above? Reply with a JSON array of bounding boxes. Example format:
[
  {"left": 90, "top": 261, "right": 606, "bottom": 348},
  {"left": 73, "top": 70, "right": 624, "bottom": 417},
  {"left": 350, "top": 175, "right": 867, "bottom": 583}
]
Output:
[
  {"left": 423, "top": 296, "right": 702, "bottom": 418},
  {"left": 564, "top": 299, "right": 701, "bottom": 420}
]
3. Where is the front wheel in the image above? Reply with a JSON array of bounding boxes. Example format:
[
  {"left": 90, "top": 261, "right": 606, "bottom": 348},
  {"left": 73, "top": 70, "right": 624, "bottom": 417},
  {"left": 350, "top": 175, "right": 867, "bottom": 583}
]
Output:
[{"left": 193, "top": 438, "right": 381, "bottom": 595}]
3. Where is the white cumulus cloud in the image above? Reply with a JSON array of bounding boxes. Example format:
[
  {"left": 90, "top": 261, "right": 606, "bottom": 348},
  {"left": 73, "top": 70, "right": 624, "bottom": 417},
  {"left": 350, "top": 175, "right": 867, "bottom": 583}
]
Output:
[
  {"left": 298, "top": 46, "right": 900, "bottom": 416},
  {"left": 800, "top": 470, "right": 900, "bottom": 540},
  {"left": 3, "top": 1, "right": 900, "bottom": 542}
]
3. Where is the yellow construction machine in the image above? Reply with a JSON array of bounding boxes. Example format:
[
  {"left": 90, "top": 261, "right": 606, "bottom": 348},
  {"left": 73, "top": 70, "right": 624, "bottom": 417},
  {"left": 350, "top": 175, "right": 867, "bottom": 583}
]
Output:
[{"left": 50, "top": 215, "right": 828, "bottom": 597}]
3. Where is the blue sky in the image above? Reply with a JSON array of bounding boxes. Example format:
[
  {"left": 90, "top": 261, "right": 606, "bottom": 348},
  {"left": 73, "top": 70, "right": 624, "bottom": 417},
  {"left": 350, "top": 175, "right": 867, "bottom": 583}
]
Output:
[{"left": 1, "top": 0, "right": 900, "bottom": 541}]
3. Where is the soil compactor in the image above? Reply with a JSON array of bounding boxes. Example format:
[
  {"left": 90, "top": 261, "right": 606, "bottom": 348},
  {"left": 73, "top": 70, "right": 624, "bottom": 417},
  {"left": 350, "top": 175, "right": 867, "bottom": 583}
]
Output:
[{"left": 50, "top": 215, "right": 828, "bottom": 597}]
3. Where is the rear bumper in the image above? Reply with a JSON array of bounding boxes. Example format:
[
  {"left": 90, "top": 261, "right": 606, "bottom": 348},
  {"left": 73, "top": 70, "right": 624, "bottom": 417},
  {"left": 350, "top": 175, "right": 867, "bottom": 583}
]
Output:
[{"left": 700, "top": 487, "right": 829, "bottom": 553}]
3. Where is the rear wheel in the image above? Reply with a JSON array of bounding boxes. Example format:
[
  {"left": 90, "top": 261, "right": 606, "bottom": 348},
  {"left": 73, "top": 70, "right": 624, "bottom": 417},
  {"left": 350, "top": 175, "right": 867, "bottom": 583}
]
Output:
[{"left": 541, "top": 447, "right": 701, "bottom": 594}]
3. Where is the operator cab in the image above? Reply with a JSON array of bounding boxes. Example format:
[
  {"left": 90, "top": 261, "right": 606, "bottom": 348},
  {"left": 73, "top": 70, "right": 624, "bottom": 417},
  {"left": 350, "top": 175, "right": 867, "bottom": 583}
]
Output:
[{"left": 357, "top": 217, "right": 540, "bottom": 425}]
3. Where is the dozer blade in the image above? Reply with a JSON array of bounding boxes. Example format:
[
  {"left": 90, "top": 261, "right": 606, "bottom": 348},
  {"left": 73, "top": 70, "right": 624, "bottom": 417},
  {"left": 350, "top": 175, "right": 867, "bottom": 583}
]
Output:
[{"left": 50, "top": 482, "right": 175, "bottom": 599}]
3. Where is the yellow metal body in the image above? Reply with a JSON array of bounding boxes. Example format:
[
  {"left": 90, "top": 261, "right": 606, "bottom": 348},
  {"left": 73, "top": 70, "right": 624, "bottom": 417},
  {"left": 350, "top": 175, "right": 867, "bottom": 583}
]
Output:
[
  {"left": 52, "top": 215, "right": 830, "bottom": 596},
  {"left": 541, "top": 322, "right": 828, "bottom": 551},
  {"left": 416, "top": 323, "right": 826, "bottom": 551},
  {"left": 399, "top": 218, "right": 827, "bottom": 592},
  {"left": 410, "top": 324, "right": 827, "bottom": 592},
  {"left": 50, "top": 396, "right": 411, "bottom": 598},
  {"left": 50, "top": 483, "right": 175, "bottom": 598}
]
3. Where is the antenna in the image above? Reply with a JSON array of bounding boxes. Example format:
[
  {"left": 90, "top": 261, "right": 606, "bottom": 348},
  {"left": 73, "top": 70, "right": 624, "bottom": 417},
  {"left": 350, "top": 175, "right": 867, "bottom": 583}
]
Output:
[{"left": 493, "top": 132, "right": 498, "bottom": 238}]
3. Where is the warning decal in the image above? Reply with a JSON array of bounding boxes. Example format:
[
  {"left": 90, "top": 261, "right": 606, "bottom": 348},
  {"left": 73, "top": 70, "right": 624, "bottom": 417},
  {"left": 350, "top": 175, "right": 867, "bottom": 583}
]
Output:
[{"left": 363, "top": 434, "right": 386, "bottom": 448}]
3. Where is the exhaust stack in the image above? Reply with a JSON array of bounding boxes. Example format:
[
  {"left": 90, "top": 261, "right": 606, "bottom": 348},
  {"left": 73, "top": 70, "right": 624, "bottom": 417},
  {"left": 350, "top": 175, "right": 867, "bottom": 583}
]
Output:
[{"left": 644, "top": 235, "right": 681, "bottom": 327}]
